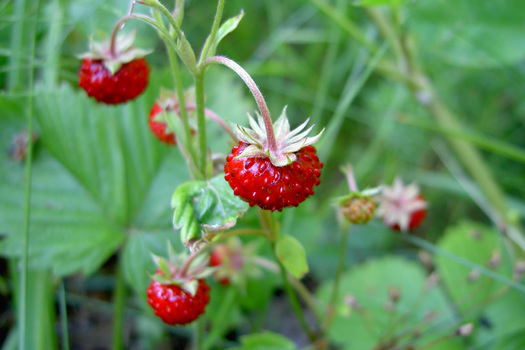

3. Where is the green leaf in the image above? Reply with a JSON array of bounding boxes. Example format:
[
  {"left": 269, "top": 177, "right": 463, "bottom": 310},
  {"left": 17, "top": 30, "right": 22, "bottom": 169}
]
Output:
[
  {"left": 275, "top": 234, "right": 309, "bottom": 279},
  {"left": 177, "top": 33, "right": 198, "bottom": 75},
  {"left": 435, "top": 221, "right": 509, "bottom": 317},
  {"left": 171, "top": 175, "right": 248, "bottom": 246},
  {"left": 231, "top": 331, "right": 297, "bottom": 350},
  {"left": 411, "top": 0, "right": 525, "bottom": 68},
  {"left": 200, "top": 11, "right": 244, "bottom": 62},
  {"left": 316, "top": 256, "right": 458, "bottom": 350},
  {"left": 353, "top": 0, "right": 406, "bottom": 7},
  {"left": 0, "top": 73, "right": 188, "bottom": 277}
]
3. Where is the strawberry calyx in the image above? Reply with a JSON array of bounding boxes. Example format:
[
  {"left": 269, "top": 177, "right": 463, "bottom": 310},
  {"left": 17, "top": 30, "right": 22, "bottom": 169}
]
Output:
[
  {"left": 150, "top": 247, "right": 213, "bottom": 296},
  {"left": 230, "top": 106, "right": 324, "bottom": 167},
  {"left": 336, "top": 189, "right": 379, "bottom": 225},
  {"left": 78, "top": 30, "right": 152, "bottom": 75}
]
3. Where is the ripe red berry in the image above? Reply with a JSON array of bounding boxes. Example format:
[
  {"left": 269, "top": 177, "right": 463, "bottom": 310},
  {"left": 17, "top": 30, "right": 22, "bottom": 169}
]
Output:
[
  {"left": 148, "top": 103, "right": 176, "bottom": 145},
  {"left": 376, "top": 178, "right": 427, "bottom": 232},
  {"left": 147, "top": 278, "right": 210, "bottom": 325},
  {"left": 390, "top": 195, "right": 426, "bottom": 231},
  {"left": 224, "top": 141, "right": 323, "bottom": 212},
  {"left": 78, "top": 58, "right": 150, "bottom": 105}
]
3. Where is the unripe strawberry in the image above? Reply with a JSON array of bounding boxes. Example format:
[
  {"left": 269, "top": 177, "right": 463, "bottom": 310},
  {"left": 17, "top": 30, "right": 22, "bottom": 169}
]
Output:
[{"left": 341, "top": 196, "right": 376, "bottom": 224}]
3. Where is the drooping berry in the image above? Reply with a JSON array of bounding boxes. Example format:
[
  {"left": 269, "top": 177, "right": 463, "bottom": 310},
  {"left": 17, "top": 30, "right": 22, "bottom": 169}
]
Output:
[
  {"left": 79, "top": 58, "right": 150, "bottom": 105},
  {"left": 149, "top": 103, "right": 176, "bottom": 145},
  {"left": 376, "top": 177, "right": 427, "bottom": 232},
  {"left": 147, "top": 277, "right": 210, "bottom": 325},
  {"left": 225, "top": 141, "right": 323, "bottom": 211},
  {"left": 224, "top": 107, "right": 324, "bottom": 212},
  {"left": 77, "top": 30, "right": 151, "bottom": 105}
]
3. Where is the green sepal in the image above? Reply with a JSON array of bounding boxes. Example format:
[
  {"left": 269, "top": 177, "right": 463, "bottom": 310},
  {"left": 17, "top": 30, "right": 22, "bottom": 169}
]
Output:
[
  {"left": 275, "top": 234, "right": 309, "bottom": 279},
  {"left": 176, "top": 33, "right": 198, "bottom": 75},
  {"left": 200, "top": 11, "right": 244, "bottom": 62}
]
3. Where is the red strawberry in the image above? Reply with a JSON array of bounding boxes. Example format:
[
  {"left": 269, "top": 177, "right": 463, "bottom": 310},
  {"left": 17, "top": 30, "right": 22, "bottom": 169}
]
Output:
[
  {"left": 79, "top": 58, "right": 149, "bottom": 105},
  {"left": 149, "top": 103, "right": 176, "bottom": 145},
  {"left": 147, "top": 276, "right": 210, "bottom": 325},
  {"left": 225, "top": 107, "right": 324, "bottom": 212},
  {"left": 225, "top": 141, "right": 322, "bottom": 211},
  {"left": 209, "top": 250, "right": 229, "bottom": 285},
  {"left": 376, "top": 178, "right": 427, "bottom": 232},
  {"left": 77, "top": 30, "right": 151, "bottom": 105},
  {"left": 390, "top": 195, "right": 426, "bottom": 231}
]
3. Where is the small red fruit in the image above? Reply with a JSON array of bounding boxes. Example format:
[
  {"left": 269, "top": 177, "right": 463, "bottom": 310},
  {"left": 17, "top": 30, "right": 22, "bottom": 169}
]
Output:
[
  {"left": 79, "top": 58, "right": 150, "bottom": 105},
  {"left": 147, "top": 277, "right": 210, "bottom": 325},
  {"left": 376, "top": 177, "right": 427, "bottom": 232},
  {"left": 224, "top": 141, "right": 323, "bottom": 211},
  {"left": 149, "top": 103, "right": 176, "bottom": 145},
  {"left": 390, "top": 195, "right": 426, "bottom": 231}
]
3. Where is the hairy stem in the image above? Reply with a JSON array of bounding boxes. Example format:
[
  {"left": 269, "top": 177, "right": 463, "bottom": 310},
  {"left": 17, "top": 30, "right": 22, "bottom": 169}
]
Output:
[
  {"left": 20, "top": 0, "right": 39, "bottom": 346},
  {"left": 199, "top": 0, "right": 225, "bottom": 62},
  {"left": 201, "top": 56, "right": 278, "bottom": 153},
  {"left": 112, "top": 257, "right": 126, "bottom": 350},
  {"left": 273, "top": 245, "right": 319, "bottom": 343},
  {"left": 323, "top": 222, "right": 349, "bottom": 331},
  {"left": 194, "top": 71, "right": 208, "bottom": 177},
  {"left": 59, "top": 281, "right": 70, "bottom": 350}
]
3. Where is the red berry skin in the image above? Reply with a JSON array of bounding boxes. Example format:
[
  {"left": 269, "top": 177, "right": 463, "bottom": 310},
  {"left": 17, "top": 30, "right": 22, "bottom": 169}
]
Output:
[
  {"left": 209, "top": 250, "right": 229, "bottom": 285},
  {"left": 391, "top": 195, "right": 427, "bottom": 231},
  {"left": 149, "top": 103, "right": 176, "bottom": 145},
  {"left": 78, "top": 58, "right": 150, "bottom": 105},
  {"left": 224, "top": 142, "right": 323, "bottom": 212},
  {"left": 147, "top": 278, "right": 210, "bottom": 325}
]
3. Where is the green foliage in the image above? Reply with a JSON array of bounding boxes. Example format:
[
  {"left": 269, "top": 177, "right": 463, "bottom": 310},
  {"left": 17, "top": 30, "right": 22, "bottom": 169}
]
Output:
[
  {"left": 435, "top": 221, "right": 509, "bottom": 317},
  {"left": 410, "top": 0, "right": 525, "bottom": 68},
  {"left": 171, "top": 175, "right": 249, "bottom": 245},
  {"left": 231, "top": 331, "right": 297, "bottom": 350},
  {"left": 316, "top": 256, "right": 459, "bottom": 350},
  {"left": 275, "top": 234, "right": 309, "bottom": 279}
]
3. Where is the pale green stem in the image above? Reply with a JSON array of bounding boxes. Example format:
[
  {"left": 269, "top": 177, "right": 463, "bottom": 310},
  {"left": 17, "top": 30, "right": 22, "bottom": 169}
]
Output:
[
  {"left": 20, "top": 0, "right": 39, "bottom": 347},
  {"left": 273, "top": 244, "right": 318, "bottom": 343},
  {"left": 216, "top": 228, "right": 268, "bottom": 241},
  {"left": 202, "top": 287, "right": 236, "bottom": 349},
  {"left": 59, "top": 281, "right": 70, "bottom": 350},
  {"left": 151, "top": 9, "right": 200, "bottom": 175},
  {"left": 112, "top": 257, "right": 126, "bottom": 350},
  {"left": 194, "top": 71, "right": 208, "bottom": 177},
  {"left": 201, "top": 56, "right": 278, "bottom": 153},
  {"left": 323, "top": 222, "right": 349, "bottom": 331},
  {"left": 141, "top": 0, "right": 183, "bottom": 39},
  {"left": 199, "top": 0, "right": 225, "bottom": 63}
]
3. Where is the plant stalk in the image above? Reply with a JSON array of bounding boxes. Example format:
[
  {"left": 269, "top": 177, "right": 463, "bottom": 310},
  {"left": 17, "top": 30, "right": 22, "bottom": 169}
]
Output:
[
  {"left": 19, "top": 0, "right": 39, "bottom": 347},
  {"left": 323, "top": 222, "right": 349, "bottom": 331},
  {"left": 199, "top": 0, "right": 225, "bottom": 62},
  {"left": 112, "top": 256, "right": 127, "bottom": 350},
  {"left": 201, "top": 56, "right": 278, "bottom": 153},
  {"left": 194, "top": 71, "right": 208, "bottom": 177}
]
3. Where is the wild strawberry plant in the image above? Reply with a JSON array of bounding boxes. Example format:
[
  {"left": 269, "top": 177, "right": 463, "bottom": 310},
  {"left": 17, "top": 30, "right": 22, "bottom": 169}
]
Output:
[{"left": 1, "top": 0, "right": 525, "bottom": 349}]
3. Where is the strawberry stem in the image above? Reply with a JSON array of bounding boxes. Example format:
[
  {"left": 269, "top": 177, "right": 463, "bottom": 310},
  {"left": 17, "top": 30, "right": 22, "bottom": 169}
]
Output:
[
  {"left": 109, "top": 16, "right": 133, "bottom": 59},
  {"left": 344, "top": 164, "right": 358, "bottom": 192},
  {"left": 201, "top": 56, "right": 278, "bottom": 154}
]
